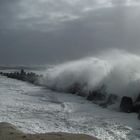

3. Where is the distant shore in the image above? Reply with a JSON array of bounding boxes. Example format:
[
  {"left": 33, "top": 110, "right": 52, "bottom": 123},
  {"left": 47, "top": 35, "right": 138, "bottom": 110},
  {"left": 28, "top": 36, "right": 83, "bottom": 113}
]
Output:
[{"left": 0, "top": 122, "right": 98, "bottom": 140}]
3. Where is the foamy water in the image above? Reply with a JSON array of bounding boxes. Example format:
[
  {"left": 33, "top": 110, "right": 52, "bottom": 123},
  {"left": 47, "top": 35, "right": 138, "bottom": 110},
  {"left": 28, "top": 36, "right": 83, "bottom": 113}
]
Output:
[{"left": 0, "top": 75, "right": 140, "bottom": 140}]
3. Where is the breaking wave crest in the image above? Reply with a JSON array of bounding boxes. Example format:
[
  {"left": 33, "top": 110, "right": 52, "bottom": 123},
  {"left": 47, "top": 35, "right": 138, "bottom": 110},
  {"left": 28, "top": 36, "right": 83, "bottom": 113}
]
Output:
[{"left": 40, "top": 50, "right": 140, "bottom": 100}]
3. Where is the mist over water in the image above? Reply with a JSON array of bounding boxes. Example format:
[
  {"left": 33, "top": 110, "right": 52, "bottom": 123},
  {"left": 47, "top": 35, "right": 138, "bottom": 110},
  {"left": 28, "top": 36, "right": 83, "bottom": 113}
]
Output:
[{"left": 40, "top": 49, "right": 140, "bottom": 99}]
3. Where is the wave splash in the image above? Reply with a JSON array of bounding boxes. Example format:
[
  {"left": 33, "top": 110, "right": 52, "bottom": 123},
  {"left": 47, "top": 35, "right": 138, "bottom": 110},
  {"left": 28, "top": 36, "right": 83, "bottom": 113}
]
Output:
[{"left": 40, "top": 49, "right": 140, "bottom": 101}]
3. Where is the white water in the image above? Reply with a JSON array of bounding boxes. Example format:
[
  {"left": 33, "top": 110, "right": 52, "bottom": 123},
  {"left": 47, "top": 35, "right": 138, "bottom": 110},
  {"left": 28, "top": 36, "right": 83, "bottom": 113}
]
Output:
[
  {"left": 41, "top": 50, "right": 140, "bottom": 100},
  {"left": 0, "top": 75, "right": 140, "bottom": 140}
]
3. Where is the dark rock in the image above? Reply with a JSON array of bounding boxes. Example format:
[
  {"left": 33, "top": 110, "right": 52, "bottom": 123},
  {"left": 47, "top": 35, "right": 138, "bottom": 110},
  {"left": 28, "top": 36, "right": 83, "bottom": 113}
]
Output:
[
  {"left": 133, "top": 102, "right": 140, "bottom": 113},
  {"left": 133, "top": 94, "right": 140, "bottom": 112},
  {"left": 100, "top": 94, "right": 118, "bottom": 107},
  {"left": 107, "top": 94, "right": 118, "bottom": 105},
  {"left": 67, "top": 83, "right": 82, "bottom": 94},
  {"left": 87, "top": 85, "right": 107, "bottom": 102},
  {"left": 0, "top": 72, "right": 3, "bottom": 75},
  {"left": 1, "top": 69, "right": 40, "bottom": 86},
  {"left": 135, "top": 93, "right": 140, "bottom": 102},
  {"left": 87, "top": 90, "right": 106, "bottom": 101},
  {"left": 20, "top": 69, "right": 26, "bottom": 76},
  {"left": 138, "top": 111, "right": 140, "bottom": 120},
  {"left": 120, "top": 96, "right": 133, "bottom": 113}
]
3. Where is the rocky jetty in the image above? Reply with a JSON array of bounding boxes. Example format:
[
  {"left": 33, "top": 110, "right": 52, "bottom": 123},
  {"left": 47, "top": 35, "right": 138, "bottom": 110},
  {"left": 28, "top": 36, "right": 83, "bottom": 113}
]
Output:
[
  {"left": 120, "top": 96, "right": 133, "bottom": 113},
  {"left": 0, "top": 69, "right": 42, "bottom": 85}
]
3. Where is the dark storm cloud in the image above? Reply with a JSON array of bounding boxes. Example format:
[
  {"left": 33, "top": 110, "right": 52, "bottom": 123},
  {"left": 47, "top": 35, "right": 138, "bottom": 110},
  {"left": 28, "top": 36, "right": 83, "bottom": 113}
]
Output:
[{"left": 0, "top": 0, "right": 140, "bottom": 65}]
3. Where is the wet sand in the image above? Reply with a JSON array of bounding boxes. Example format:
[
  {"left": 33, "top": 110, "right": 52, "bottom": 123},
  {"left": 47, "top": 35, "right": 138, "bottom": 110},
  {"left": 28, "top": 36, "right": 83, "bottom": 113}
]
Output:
[{"left": 0, "top": 122, "right": 98, "bottom": 140}]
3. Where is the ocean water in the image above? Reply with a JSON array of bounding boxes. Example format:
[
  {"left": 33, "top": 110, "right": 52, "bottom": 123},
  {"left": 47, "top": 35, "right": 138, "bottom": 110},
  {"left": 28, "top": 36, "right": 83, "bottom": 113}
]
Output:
[{"left": 0, "top": 74, "right": 140, "bottom": 140}]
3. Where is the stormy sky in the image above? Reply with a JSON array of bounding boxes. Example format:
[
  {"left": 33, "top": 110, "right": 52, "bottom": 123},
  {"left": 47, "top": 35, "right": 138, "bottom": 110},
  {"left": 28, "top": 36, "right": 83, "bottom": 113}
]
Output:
[{"left": 0, "top": 0, "right": 140, "bottom": 65}]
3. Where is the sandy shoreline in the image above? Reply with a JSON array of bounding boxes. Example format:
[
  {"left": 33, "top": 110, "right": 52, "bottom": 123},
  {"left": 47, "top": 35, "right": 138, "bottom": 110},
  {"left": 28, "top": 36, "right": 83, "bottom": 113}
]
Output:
[{"left": 0, "top": 122, "right": 98, "bottom": 140}]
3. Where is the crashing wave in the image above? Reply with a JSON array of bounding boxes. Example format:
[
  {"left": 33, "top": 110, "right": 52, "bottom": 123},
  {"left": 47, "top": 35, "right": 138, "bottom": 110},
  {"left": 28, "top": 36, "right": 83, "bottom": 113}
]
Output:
[{"left": 39, "top": 49, "right": 140, "bottom": 106}]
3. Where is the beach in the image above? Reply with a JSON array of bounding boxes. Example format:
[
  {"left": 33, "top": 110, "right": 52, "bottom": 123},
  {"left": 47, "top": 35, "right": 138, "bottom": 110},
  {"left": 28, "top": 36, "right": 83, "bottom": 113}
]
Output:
[{"left": 0, "top": 122, "right": 98, "bottom": 140}]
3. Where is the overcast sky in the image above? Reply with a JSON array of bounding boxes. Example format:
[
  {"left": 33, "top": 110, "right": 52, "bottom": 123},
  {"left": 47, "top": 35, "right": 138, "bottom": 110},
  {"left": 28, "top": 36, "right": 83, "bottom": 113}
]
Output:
[{"left": 0, "top": 0, "right": 140, "bottom": 65}]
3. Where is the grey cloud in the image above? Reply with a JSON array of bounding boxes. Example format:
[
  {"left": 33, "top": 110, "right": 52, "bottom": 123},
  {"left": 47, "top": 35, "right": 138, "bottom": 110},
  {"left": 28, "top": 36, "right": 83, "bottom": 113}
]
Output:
[
  {"left": 0, "top": 0, "right": 138, "bottom": 31},
  {"left": 111, "top": 0, "right": 127, "bottom": 5},
  {"left": 0, "top": 0, "right": 113, "bottom": 31},
  {"left": 0, "top": 0, "right": 140, "bottom": 65}
]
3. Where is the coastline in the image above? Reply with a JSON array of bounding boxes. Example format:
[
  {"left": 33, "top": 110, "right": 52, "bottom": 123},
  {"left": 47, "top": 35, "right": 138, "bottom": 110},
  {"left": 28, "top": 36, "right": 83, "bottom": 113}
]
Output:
[{"left": 0, "top": 122, "right": 98, "bottom": 140}]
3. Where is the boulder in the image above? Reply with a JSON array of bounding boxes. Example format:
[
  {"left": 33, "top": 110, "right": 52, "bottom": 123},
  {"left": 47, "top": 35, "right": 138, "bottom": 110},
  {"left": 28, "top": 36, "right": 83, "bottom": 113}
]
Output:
[
  {"left": 135, "top": 94, "right": 140, "bottom": 102},
  {"left": 133, "top": 102, "right": 140, "bottom": 113},
  {"left": 0, "top": 72, "right": 3, "bottom": 75},
  {"left": 138, "top": 111, "right": 140, "bottom": 120},
  {"left": 120, "top": 96, "right": 133, "bottom": 113},
  {"left": 133, "top": 94, "right": 140, "bottom": 112}
]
